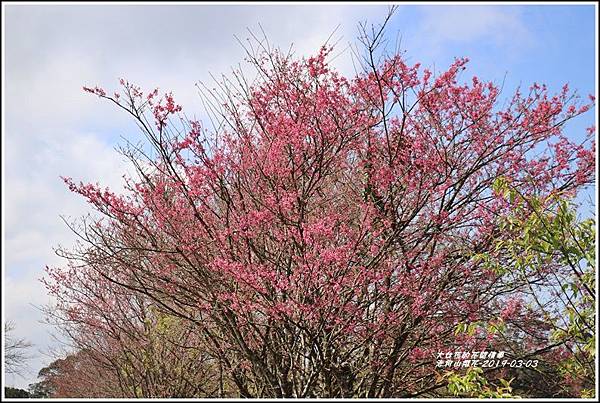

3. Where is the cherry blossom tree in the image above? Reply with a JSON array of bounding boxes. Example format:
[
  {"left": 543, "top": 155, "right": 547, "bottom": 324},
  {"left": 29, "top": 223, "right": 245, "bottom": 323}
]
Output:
[
  {"left": 28, "top": 349, "right": 125, "bottom": 398},
  {"left": 44, "top": 16, "right": 595, "bottom": 398},
  {"left": 43, "top": 264, "right": 227, "bottom": 397}
]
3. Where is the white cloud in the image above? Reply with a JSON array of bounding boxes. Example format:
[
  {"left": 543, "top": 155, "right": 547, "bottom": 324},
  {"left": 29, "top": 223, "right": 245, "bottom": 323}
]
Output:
[{"left": 3, "top": 127, "right": 129, "bottom": 388}]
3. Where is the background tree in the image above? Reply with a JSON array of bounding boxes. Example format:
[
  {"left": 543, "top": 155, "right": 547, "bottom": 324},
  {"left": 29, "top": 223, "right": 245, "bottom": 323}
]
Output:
[
  {"left": 4, "top": 321, "right": 33, "bottom": 378},
  {"left": 27, "top": 351, "right": 119, "bottom": 398},
  {"left": 44, "top": 291, "right": 230, "bottom": 397}
]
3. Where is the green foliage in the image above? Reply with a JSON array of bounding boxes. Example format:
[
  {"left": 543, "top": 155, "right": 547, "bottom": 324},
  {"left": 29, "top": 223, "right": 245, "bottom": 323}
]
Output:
[
  {"left": 580, "top": 388, "right": 595, "bottom": 399},
  {"left": 454, "top": 319, "right": 506, "bottom": 337},
  {"left": 444, "top": 367, "right": 516, "bottom": 398},
  {"left": 484, "top": 177, "right": 596, "bottom": 397}
]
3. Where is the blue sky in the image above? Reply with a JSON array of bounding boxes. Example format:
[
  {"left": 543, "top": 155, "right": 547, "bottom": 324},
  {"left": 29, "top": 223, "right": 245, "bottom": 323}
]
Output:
[{"left": 2, "top": 3, "right": 597, "bottom": 390}]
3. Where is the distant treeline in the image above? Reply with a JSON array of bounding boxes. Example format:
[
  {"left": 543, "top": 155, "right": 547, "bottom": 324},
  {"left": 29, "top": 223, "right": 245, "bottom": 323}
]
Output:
[{"left": 4, "top": 387, "right": 30, "bottom": 398}]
